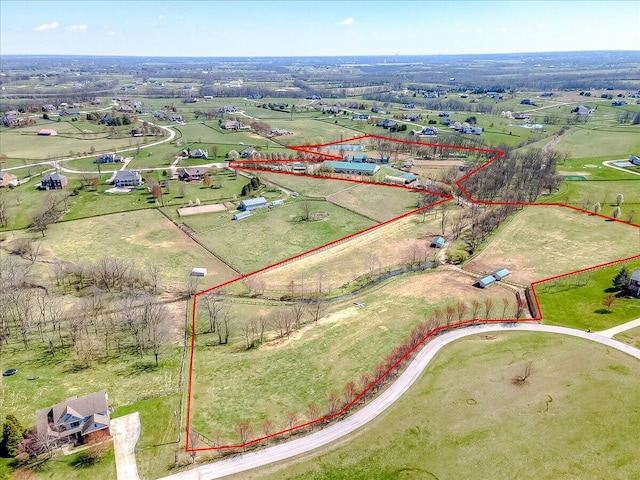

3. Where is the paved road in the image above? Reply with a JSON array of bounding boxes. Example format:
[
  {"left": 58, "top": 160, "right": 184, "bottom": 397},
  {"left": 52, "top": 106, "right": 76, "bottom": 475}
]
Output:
[
  {"left": 111, "top": 412, "right": 142, "bottom": 480},
  {"left": 160, "top": 323, "right": 640, "bottom": 480},
  {"left": 602, "top": 159, "right": 640, "bottom": 177},
  {"left": 597, "top": 317, "right": 640, "bottom": 338}
]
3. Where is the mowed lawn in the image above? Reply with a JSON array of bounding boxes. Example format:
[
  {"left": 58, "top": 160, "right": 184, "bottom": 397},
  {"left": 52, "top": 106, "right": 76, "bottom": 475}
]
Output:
[
  {"left": 32, "top": 209, "right": 239, "bottom": 288},
  {"left": 189, "top": 269, "right": 517, "bottom": 443},
  {"left": 464, "top": 205, "right": 640, "bottom": 285},
  {"left": 554, "top": 126, "right": 640, "bottom": 159},
  {"left": 245, "top": 332, "right": 640, "bottom": 480},
  {"left": 195, "top": 201, "right": 376, "bottom": 273},
  {"left": 536, "top": 259, "right": 640, "bottom": 331}
]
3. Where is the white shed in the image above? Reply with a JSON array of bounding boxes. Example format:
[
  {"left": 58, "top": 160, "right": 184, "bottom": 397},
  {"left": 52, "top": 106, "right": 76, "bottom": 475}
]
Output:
[{"left": 190, "top": 268, "right": 207, "bottom": 277}]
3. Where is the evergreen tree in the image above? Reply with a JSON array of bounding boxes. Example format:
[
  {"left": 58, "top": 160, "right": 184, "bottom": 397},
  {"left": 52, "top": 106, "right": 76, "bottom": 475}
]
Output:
[
  {"left": 613, "top": 266, "right": 631, "bottom": 292},
  {"left": 1, "top": 415, "right": 23, "bottom": 457}
]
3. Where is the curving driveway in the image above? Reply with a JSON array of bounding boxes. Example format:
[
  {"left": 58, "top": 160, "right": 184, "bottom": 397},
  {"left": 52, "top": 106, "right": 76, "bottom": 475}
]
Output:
[{"left": 160, "top": 323, "right": 640, "bottom": 480}]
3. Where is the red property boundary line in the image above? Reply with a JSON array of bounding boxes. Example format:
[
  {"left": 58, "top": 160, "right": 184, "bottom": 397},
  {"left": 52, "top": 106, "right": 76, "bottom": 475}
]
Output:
[{"left": 185, "top": 134, "right": 640, "bottom": 452}]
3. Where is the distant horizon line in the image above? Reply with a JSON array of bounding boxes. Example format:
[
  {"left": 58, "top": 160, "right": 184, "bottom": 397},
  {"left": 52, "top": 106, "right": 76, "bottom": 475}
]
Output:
[{"left": 1, "top": 49, "right": 639, "bottom": 60}]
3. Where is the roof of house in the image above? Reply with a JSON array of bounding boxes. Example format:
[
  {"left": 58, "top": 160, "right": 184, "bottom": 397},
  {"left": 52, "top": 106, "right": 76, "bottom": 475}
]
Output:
[
  {"left": 113, "top": 170, "right": 142, "bottom": 181},
  {"left": 400, "top": 173, "right": 417, "bottom": 181},
  {"left": 180, "top": 167, "right": 207, "bottom": 176},
  {"left": 631, "top": 269, "right": 640, "bottom": 282},
  {"left": 432, "top": 236, "right": 445, "bottom": 246},
  {"left": 0, "top": 171, "right": 17, "bottom": 181},
  {"left": 36, "top": 391, "right": 109, "bottom": 438},
  {"left": 42, "top": 173, "right": 66, "bottom": 182}
]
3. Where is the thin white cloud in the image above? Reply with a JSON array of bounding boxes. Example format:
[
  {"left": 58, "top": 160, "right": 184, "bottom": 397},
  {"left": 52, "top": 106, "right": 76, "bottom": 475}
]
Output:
[
  {"left": 340, "top": 18, "right": 354, "bottom": 25},
  {"left": 537, "top": 23, "right": 552, "bottom": 29},
  {"left": 158, "top": 14, "right": 164, "bottom": 20},
  {"left": 498, "top": 27, "right": 508, "bottom": 33},
  {"left": 34, "top": 22, "right": 59, "bottom": 31},
  {"left": 475, "top": 28, "right": 483, "bottom": 34},
  {"left": 107, "top": 31, "right": 117, "bottom": 36},
  {"left": 67, "top": 25, "right": 88, "bottom": 32}
]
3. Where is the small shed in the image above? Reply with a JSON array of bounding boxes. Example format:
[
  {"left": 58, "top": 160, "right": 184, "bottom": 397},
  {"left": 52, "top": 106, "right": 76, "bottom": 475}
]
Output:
[
  {"left": 431, "top": 236, "right": 445, "bottom": 248},
  {"left": 38, "top": 128, "right": 57, "bottom": 136},
  {"left": 492, "top": 268, "right": 511, "bottom": 281},
  {"left": 238, "top": 197, "right": 267, "bottom": 211},
  {"left": 270, "top": 199, "right": 284, "bottom": 207},
  {"left": 190, "top": 268, "right": 207, "bottom": 277},
  {"left": 233, "top": 211, "right": 252, "bottom": 221},
  {"left": 477, "top": 275, "right": 496, "bottom": 288}
]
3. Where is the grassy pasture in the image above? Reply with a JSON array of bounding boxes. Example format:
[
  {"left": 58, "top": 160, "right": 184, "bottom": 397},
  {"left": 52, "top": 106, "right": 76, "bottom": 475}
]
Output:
[
  {"left": 554, "top": 125, "right": 640, "bottom": 158},
  {"left": 536, "top": 259, "right": 640, "bottom": 331},
  {"left": 464, "top": 206, "right": 640, "bottom": 286},
  {"left": 30, "top": 209, "right": 239, "bottom": 288},
  {"left": 246, "top": 332, "right": 640, "bottom": 480},
  {"left": 0, "top": 120, "right": 144, "bottom": 160},
  {"left": 251, "top": 215, "right": 444, "bottom": 293},
  {"left": 189, "top": 269, "right": 517, "bottom": 443},
  {"left": 194, "top": 201, "right": 375, "bottom": 273}
]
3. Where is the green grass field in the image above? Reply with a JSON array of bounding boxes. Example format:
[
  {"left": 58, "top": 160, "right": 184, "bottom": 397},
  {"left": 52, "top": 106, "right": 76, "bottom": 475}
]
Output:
[
  {"left": 244, "top": 332, "right": 640, "bottom": 480},
  {"left": 194, "top": 201, "right": 376, "bottom": 273},
  {"left": 464, "top": 206, "right": 640, "bottom": 286},
  {"left": 26, "top": 209, "right": 239, "bottom": 288},
  {"left": 189, "top": 269, "right": 516, "bottom": 443},
  {"left": 536, "top": 259, "right": 640, "bottom": 331}
]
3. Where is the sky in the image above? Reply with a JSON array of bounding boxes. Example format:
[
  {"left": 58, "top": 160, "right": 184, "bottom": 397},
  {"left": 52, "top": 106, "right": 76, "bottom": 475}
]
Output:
[{"left": 1, "top": 0, "right": 639, "bottom": 57}]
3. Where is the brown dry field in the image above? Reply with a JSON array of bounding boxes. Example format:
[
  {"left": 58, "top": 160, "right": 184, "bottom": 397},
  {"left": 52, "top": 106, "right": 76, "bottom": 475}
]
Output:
[
  {"left": 381, "top": 268, "right": 516, "bottom": 309},
  {"left": 251, "top": 211, "right": 452, "bottom": 293},
  {"left": 465, "top": 206, "right": 640, "bottom": 285},
  {"left": 177, "top": 203, "right": 227, "bottom": 216}
]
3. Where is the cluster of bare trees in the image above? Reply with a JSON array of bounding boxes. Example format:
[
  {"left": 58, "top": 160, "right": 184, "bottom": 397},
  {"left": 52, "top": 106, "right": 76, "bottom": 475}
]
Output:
[
  {"left": 2, "top": 278, "right": 171, "bottom": 368},
  {"left": 50, "top": 257, "right": 160, "bottom": 294},
  {"left": 460, "top": 147, "right": 564, "bottom": 203},
  {"left": 200, "top": 289, "right": 326, "bottom": 351},
  {"left": 30, "top": 191, "right": 72, "bottom": 237}
]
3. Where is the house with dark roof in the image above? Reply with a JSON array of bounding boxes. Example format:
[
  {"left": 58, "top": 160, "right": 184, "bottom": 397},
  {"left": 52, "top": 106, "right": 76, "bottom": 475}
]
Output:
[
  {"left": 113, "top": 170, "right": 143, "bottom": 188},
  {"left": 40, "top": 173, "right": 67, "bottom": 190},
  {"left": 188, "top": 149, "right": 208, "bottom": 159},
  {"left": 220, "top": 120, "right": 244, "bottom": 130},
  {"left": 178, "top": 167, "right": 207, "bottom": 181},
  {"left": 35, "top": 391, "right": 111, "bottom": 446},
  {"left": 95, "top": 153, "right": 123, "bottom": 164},
  {"left": 630, "top": 155, "right": 640, "bottom": 166},
  {"left": 240, "top": 147, "right": 257, "bottom": 158},
  {"left": 572, "top": 105, "right": 592, "bottom": 116}
]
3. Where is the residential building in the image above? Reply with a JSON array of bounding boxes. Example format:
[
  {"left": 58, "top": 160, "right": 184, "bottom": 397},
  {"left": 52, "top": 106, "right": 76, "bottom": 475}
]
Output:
[
  {"left": 0, "top": 172, "right": 18, "bottom": 188},
  {"left": 630, "top": 269, "right": 640, "bottom": 297},
  {"left": 220, "top": 120, "right": 244, "bottom": 130},
  {"left": 95, "top": 153, "right": 123, "bottom": 164},
  {"left": 188, "top": 149, "right": 208, "bottom": 159},
  {"left": 35, "top": 391, "right": 111, "bottom": 446},
  {"left": 40, "top": 173, "right": 67, "bottom": 190},
  {"left": 113, "top": 170, "right": 143, "bottom": 188},
  {"left": 178, "top": 167, "right": 207, "bottom": 181}
]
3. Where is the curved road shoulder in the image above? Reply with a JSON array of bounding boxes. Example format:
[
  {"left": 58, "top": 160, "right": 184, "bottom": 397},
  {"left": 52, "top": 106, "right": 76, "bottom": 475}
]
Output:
[{"left": 161, "top": 323, "right": 640, "bottom": 480}]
